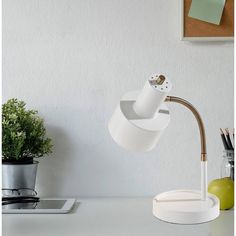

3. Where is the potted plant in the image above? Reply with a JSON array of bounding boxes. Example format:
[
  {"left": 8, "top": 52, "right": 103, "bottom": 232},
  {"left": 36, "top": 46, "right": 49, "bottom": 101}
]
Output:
[{"left": 2, "top": 98, "right": 53, "bottom": 193}]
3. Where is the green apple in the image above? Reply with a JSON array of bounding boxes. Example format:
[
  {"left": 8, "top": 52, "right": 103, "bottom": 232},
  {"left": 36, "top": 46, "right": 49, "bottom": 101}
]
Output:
[{"left": 208, "top": 177, "right": 234, "bottom": 210}]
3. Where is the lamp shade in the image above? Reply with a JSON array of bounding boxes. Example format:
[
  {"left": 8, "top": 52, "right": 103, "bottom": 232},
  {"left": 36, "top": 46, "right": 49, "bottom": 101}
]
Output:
[{"left": 108, "top": 90, "right": 170, "bottom": 152}]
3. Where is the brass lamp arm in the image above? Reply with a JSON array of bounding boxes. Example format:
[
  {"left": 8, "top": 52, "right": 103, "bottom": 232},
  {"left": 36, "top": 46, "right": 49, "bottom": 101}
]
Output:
[
  {"left": 165, "top": 96, "right": 207, "bottom": 162},
  {"left": 165, "top": 96, "right": 208, "bottom": 200}
]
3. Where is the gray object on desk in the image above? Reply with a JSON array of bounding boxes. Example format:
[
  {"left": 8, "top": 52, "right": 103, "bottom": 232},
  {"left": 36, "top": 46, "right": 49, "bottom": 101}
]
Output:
[{"left": 2, "top": 198, "right": 75, "bottom": 214}]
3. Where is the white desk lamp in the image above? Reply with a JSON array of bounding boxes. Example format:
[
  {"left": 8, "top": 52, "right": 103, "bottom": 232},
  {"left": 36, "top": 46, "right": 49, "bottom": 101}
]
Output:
[{"left": 108, "top": 74, "right": 220, "bottom": 224}]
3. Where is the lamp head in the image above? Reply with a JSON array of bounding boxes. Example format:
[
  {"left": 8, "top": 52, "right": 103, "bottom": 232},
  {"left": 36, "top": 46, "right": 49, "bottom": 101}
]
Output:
[{"left": 108, "top": 74, "right": 172, "bottom": 152}]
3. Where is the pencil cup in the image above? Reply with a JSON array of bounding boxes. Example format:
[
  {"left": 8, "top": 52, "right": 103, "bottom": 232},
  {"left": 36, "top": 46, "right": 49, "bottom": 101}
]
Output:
[{"left": 221, "top": 150, "right": 234, "bottom": 181}]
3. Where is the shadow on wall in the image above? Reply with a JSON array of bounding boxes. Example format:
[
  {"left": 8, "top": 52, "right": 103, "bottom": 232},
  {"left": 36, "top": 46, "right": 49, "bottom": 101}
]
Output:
[
  {"left": 36, "top": 125, "right": 77, "bottom": 197},
  {"left": 33, "top": 105, "right": 127, "bottom": 197}
]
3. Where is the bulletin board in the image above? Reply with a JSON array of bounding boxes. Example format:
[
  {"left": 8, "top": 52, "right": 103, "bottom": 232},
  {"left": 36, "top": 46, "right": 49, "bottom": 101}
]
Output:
[{"left": 181, "top": 0, "right": 234, "bottom": 41}]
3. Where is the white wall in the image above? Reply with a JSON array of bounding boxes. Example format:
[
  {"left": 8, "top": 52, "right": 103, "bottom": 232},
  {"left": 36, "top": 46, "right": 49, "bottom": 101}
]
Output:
[{"left": 3, "top": 0, "right": 234, "bottom": 197}]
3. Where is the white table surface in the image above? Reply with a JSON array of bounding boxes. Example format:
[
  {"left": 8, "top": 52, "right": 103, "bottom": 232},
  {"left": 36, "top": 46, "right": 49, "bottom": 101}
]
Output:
[{"left": 2, "top": 198, "right": 234, "bottom": 236}]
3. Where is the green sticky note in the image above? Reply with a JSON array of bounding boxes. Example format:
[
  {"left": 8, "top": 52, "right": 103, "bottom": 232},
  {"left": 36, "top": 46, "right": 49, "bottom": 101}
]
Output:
[{"left": 188, "top": 0, "right": 226, "bottom": 25}]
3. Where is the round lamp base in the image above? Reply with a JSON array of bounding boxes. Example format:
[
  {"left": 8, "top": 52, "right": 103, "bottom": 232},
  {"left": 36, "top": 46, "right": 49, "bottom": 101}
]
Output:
[{"left": 153, "top": 189, "right": 219, "bottom": 224}]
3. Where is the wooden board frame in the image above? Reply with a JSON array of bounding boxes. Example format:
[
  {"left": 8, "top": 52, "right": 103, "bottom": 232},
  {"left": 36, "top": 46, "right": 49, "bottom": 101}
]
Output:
[{"left": 181, "top": 0, "right": 234, "bottom": 41}]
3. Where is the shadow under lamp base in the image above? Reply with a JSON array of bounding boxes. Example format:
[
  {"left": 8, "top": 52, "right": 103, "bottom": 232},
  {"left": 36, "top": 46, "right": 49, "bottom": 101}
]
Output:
[{"left": 153, "top": 189, "right": 219, "bottom": 224}]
